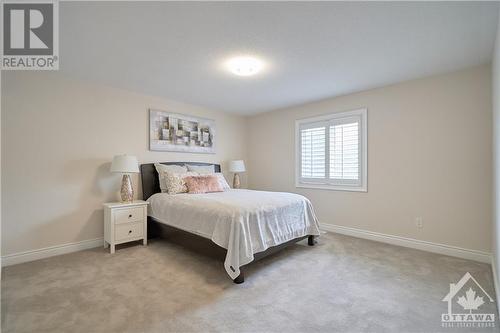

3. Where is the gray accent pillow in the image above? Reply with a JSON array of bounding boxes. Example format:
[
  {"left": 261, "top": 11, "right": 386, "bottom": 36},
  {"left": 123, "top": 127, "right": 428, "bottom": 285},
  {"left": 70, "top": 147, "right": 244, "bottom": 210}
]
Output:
[{"left": 185, "top": 164, "right": 215, "bottom": 175}]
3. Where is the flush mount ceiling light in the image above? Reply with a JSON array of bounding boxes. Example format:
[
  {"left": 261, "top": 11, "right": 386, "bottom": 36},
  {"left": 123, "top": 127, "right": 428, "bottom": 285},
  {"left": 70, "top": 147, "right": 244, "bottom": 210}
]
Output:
[{"left": 226, "top": 56, "right": 264, "bottom": 77}]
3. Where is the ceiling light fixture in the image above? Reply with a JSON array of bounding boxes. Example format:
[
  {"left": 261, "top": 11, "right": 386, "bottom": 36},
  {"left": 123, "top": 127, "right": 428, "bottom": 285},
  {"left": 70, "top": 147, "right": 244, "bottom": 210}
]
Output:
[{"left": 226, "top": 56, "right": 264, "bottom": 77}]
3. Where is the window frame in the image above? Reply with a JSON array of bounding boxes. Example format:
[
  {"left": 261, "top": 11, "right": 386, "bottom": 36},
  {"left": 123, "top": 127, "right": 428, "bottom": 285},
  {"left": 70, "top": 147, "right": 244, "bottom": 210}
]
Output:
[{"left": 295, "top": 108, "right": 367, "bottom": 192}]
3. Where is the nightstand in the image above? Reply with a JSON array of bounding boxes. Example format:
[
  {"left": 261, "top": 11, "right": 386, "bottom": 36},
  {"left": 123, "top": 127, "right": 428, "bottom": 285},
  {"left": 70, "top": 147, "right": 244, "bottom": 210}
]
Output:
[{"left": 103, "top": 200, "right": 149, "bottom": 253}]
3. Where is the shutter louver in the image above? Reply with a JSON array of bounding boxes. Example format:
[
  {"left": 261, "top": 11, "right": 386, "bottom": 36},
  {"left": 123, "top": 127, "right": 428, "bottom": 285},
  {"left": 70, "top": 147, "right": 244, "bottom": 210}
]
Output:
[
  {"left": 330, "top": 122, "right": 359, "bottom": 180},
  {"left": 300, "top": 127, "right": 326, "bottom": 179}
]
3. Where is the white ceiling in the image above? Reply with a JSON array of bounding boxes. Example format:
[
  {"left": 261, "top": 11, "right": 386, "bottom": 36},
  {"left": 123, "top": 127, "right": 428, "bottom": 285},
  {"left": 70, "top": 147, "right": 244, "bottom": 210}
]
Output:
[{"left": 60, "top": 2, "right": 499, "bottom": 115}]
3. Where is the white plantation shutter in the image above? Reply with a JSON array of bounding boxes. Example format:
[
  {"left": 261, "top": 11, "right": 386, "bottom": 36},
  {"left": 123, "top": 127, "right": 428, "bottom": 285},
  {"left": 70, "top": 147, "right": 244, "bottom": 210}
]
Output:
[
  {"left": 300, "top": 126, "right": 326, "bottom": 178},
  {"left": 296, "top": 109, "right": 367, "bottom": 191},
  {"left": 330, "top": 121, "right": 359, "bottom": 181}
]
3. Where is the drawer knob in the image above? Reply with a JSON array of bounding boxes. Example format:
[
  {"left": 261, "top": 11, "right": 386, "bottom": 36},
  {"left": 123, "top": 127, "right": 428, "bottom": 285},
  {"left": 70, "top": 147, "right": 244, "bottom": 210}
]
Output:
[
  {"left": 128, "top": 230, "right": 132, "bottom": 234},
  {"left": 128, "top": 214, "right": 132, "bottom": 218}
]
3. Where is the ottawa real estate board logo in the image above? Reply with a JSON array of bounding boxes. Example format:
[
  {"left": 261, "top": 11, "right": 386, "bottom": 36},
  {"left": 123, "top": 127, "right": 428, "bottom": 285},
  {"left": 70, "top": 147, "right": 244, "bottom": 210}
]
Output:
[
  {"left": 442, "top": 272, "right": 496, "bottom": 329},
  {"left": 1, "top": 0, "right": 59, "bottom": 70}
]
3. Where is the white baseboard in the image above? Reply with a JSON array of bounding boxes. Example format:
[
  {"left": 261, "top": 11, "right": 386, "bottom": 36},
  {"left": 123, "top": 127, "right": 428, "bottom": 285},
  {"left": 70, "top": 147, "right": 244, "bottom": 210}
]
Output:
[
  {"left": 0, "top": 226, "right": 492, "bottom": 267},
  {"left": 321, "top": 223, "right": 492, "bottom": 263},
  {"left": 1, "top": 238, "right": 104, "bottom": 267}
]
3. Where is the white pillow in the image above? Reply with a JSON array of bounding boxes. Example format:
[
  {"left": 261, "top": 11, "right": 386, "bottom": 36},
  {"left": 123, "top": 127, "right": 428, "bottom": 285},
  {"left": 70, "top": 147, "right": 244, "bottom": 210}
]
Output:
[
  {"left": 215, "top": 173, "right": 231, "bottom": 190},
  {"left": 185, "top": 164, "right": 215, "bottom": 175},
  {"left": 154, "top": 163, "right": 188, "bottom": 192}
]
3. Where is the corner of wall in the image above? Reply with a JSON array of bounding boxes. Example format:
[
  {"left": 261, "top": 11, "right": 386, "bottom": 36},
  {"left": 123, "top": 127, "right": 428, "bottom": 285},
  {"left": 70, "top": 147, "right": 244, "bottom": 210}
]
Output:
[
  {"left": 242, "top": 114, "right": 253, "bottom": 189},
  {"left": 1, "top": 63, "right": 2, "bottom": 277},
  {"left": 492, "top": 7, "right": 500, "bottom": 310}
]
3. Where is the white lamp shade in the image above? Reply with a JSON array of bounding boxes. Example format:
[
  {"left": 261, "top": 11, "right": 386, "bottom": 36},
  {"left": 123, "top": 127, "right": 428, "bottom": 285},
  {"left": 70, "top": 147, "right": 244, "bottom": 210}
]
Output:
[
  {"left": 110, "top": 155, "right": 139, "bottom": 173},
  {"left": 229, "top": 160, "right": 246, "bottom": 173}
]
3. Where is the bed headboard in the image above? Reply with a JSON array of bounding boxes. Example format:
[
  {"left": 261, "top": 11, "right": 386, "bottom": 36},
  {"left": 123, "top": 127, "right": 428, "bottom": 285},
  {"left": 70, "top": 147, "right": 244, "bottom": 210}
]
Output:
[{"left": 140, "top": 162, "right": 221, "bottom": 200}]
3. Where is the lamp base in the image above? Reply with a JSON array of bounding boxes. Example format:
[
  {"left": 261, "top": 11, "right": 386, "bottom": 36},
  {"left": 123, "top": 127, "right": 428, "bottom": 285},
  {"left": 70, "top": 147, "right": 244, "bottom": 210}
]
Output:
[
  {"left": 120, "top": 174, "right": 134, "bottom": 202},
  {"left": 233, "top": 173, "right": 241, "bottom": 189}
]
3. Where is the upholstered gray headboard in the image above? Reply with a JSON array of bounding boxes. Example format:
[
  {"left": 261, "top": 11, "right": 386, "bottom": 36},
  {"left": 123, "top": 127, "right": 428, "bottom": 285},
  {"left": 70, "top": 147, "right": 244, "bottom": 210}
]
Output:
[{"left": 140, "top": 162, "right": 221, "bottom": 200}]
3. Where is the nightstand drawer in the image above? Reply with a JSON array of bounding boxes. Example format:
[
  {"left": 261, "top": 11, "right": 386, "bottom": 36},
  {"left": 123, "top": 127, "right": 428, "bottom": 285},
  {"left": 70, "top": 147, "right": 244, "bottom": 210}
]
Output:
[
  {"left": 115, "top": 222, "right": 144, "bottom": 241},
  {"left": 114, "top": 207, "right": 144, "bottom": 224}
]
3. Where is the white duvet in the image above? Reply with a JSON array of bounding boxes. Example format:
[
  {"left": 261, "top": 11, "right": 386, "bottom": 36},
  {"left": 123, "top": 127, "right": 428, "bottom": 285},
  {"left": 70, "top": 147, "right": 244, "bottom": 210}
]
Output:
[{"left": 147, "top": 189, "right": 320, "bottom": 279}]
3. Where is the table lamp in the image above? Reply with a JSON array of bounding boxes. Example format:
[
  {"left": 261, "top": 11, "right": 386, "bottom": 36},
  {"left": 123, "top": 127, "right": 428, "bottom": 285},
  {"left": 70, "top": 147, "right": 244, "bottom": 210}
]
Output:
[
  {"left": 229, "top": 160, "right": 245, "bottom": 189},
  {"left": 110, "top": 154, "right": 139, "bottom": 202}
]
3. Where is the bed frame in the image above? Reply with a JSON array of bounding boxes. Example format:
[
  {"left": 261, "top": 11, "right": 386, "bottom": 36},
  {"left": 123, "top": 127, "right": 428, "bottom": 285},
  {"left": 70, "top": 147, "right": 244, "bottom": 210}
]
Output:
[{"left": 140, "top": 162, "right": 316, "bottom": 284}]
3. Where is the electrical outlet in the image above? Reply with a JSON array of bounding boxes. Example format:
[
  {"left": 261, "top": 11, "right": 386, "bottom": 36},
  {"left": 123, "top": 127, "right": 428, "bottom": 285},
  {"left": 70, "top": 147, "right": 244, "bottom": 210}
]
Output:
[{"left": 415, "top": 217, "right": 423, "bottom": 229}]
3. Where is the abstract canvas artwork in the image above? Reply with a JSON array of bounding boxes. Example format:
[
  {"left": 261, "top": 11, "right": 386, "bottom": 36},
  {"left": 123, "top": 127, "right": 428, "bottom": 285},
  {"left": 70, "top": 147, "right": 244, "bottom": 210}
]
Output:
[{"left": 149, "top": 109, "right": 216, "bottom": 153}]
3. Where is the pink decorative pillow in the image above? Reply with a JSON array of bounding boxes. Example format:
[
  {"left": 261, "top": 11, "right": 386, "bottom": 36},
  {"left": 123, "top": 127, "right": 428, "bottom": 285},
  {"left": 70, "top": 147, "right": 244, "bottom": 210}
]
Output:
[{"left": 184, "top": 175, "right": 224, "bottom": 194}]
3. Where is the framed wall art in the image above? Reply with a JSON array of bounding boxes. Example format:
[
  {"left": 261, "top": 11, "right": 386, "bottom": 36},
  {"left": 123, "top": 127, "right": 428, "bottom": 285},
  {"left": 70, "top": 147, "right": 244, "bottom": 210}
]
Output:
[{"left": 149, "top": 109, "right": 216, "bottom": 154}]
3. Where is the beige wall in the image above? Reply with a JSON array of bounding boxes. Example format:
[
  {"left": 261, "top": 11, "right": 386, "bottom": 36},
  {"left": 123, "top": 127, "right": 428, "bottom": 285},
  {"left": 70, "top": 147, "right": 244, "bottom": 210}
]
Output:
[
  {"left": 492, "top": 9, "right": 500, "bottom": 301},
  {"left": 247, "top": 65, "right": 492, "bottom": 252},
  {"left": 1, "top": 65, "right": 493, "bottom": 256},
  {"left": 1, "top": 72, "right": 247, "bottom": 255}
]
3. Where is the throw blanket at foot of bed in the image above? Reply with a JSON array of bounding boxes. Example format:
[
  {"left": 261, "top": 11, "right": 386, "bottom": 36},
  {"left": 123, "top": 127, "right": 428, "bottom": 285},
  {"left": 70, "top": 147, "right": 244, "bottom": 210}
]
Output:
[{"left": 148, "top": 189, "right": 321, "bottom": 280}]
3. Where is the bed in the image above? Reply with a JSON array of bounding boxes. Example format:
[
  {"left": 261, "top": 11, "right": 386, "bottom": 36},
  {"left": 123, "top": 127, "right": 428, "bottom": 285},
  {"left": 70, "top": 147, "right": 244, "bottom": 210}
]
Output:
[{"left": 141, "top": 162, "right": 321, "bottom": 283}]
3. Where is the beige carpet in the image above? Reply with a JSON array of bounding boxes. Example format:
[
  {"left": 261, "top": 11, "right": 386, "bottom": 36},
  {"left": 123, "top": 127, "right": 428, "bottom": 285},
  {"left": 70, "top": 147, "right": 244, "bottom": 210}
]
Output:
[{"left": 2, "top": 232, "right": 498, "bottom": 333}]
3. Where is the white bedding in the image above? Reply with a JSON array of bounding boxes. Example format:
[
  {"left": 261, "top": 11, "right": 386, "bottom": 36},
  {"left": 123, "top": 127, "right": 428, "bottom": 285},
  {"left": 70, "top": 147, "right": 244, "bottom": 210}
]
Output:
[{"left": 147, "top": 189, "right": 320, "bottom": 279}]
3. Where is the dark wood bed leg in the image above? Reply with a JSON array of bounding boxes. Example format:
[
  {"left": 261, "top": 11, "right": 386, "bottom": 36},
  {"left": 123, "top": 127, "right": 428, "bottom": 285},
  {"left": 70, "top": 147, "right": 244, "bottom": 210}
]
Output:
[
  {"left": 308, "top": 235, "right": 316, "bottom": 246},
  {"left": 233, "top": 271, "right": 244, "bottom": 284}
]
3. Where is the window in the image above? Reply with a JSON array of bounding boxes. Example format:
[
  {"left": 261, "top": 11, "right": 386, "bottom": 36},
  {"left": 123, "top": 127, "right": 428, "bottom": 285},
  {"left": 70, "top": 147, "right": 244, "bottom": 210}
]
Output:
[{"left": 295, "top": 109, "right": 367, "bottom": 191}]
